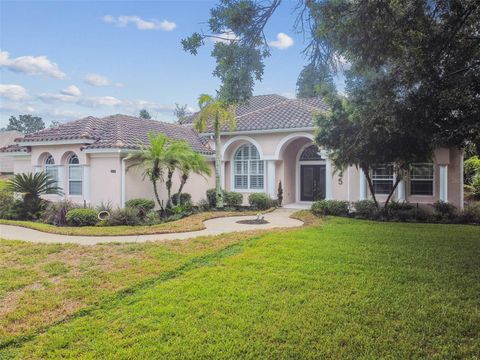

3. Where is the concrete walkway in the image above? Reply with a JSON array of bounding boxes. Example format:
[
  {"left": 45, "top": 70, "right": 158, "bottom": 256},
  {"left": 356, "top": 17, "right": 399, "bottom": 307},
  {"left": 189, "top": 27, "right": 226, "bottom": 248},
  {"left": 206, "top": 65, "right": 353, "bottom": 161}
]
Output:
[{"left": 0, "top": 209, "right": 303, "bottom": 245}]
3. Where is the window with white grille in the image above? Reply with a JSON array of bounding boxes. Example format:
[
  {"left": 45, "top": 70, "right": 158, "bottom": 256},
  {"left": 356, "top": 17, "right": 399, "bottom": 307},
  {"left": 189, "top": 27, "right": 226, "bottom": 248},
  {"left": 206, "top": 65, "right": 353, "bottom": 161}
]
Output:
[
  {"left": 68, "top": 154, "right": 82, "bottom": 195},
  {"left": 234, "top": 144, "right": 264, "bottom": 190},
  {"left": 410, "top": 163, "right": 434, "bottom": 195}
]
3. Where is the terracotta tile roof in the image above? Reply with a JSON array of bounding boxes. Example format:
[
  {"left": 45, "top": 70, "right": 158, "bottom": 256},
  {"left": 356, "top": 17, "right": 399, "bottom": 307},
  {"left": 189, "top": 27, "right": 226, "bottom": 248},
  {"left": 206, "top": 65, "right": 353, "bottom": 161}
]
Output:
[
  {"left": 9, "top": 115, "right": 213, "bottom": 155},
  {"left": 183, "top": 94, "right": 328, "bottom": 132},
  {"left": 0, "top": 144, "right": 28, "bottom": 153}
]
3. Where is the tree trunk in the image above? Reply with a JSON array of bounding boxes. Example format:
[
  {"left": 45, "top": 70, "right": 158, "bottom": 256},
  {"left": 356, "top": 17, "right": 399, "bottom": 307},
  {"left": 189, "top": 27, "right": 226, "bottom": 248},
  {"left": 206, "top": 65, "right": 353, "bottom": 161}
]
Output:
[
  {"left": 362, "top": 166, "right": 379, "bottom": 209},
  {"left": 152, "top": 179, "right": 163, "bottom": 211},
  {"left": 176, "top": 173, "right": 188, "bottom": 200},
  {"left": 383, "top": 176, "right": 401, "bottom": 210},
  {"left": 214, "top": 126, "right": 224, "bottom": 208},
  {"left": 166, "top": 169, "right": 173, "bottom": 208}
]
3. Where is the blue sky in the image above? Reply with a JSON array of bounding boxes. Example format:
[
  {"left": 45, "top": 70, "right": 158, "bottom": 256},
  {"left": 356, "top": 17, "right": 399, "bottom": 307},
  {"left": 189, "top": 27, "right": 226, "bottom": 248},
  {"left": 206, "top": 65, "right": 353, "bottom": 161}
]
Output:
[{"left": 0, "top": 0, "right": 344, "bottom": 126}]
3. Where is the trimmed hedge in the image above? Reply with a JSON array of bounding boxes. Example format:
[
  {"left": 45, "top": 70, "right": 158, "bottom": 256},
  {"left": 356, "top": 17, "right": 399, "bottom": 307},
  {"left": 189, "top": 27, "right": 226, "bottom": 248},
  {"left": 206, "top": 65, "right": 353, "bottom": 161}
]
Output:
[
  {"left": 248, "top": 193, "right": 272, "bottom": 210},
  {"left": 224, "top": 191, "right": 243, "bottom": 207},
  {"left": 65, "top": 208, "right": 98, "bottom": 227},
  {"left": 311, "top": 200, "right": 349, "bottom": 216}
]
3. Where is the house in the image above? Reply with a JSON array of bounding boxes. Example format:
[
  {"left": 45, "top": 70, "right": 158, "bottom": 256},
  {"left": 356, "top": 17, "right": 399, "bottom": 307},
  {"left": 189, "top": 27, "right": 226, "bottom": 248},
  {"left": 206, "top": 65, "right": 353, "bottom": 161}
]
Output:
[
  {"left": 0, "top": 95, "right": 464, "bottom": 209},
  {"left": 0, "top": 130, "right": 23, "bottom": 174}
]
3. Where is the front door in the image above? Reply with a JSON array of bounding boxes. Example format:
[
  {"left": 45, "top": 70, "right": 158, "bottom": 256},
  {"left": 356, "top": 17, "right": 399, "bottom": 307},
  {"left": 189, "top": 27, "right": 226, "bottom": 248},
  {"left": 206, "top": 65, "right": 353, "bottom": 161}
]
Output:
[{"left": 300, "top": 165, "right": 325, "bottom": 201}]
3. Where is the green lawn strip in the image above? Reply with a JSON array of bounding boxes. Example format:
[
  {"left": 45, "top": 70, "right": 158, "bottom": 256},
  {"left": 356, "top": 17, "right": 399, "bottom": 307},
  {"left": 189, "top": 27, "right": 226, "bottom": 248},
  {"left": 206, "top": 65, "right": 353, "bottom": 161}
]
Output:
[
  {"left": 6, "top": 218, "right": 480, "bottom": 359},
  {"left": 0, "top": 209, "right": 273, "bottom": 236},
  {"left": 0, "top": 231, "right": 264, "bottom": 353}
]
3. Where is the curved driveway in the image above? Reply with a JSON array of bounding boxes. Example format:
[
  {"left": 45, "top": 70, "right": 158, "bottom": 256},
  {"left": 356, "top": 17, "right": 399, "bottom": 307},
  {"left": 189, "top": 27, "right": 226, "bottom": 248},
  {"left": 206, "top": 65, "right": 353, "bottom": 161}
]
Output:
[{"left": 0, "top": 209, "right": 303, "bottom": 245}]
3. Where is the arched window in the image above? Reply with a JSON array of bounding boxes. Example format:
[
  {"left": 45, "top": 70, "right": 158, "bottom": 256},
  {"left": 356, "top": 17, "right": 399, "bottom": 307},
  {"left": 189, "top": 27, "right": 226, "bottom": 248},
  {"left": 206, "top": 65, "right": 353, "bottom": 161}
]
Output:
[
  {"left": 44, "top": 155, "right": 58, "bottom": 184},
  {"left": 299, "top": 145, "right": 324, "bottom": 161},
  {"left": 68, "top": 154, "right": 82, "bottom": 195},
  {"left": 234, "top": 144, "right": 264, "bottom": 190}
]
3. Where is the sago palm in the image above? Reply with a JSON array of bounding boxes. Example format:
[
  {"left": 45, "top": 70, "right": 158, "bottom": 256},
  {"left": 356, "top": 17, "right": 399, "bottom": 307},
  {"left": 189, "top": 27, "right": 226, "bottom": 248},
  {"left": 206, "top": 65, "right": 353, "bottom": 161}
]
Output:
[
  {"left": 7, "top": 172, "right": 63, "bottom": 219},
  {"left": 194, "top": 94, "right": 236, "bottom": 208}
]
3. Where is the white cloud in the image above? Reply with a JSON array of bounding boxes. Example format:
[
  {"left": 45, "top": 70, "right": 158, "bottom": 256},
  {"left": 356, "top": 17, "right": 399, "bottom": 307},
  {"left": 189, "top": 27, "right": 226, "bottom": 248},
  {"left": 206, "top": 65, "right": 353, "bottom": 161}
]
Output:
[
  {"left": 60, "top": 85, "right": 81, "bottom": 97},
  {"left": 79, "top": 96, "right": 123, "bottom": 108},
  {"left": 0, "top": 50, "right": 66, "bottom": 79},
  {"left": 0, "top": 102, "right": 35, "bottom": 114},
  {"left": 268, "top": 33, "right": 294, "bottom": 50},
  {"left": 85, "top": 73, "right": 122, "bottom": 87},
  {"left": 103, "top": 15, "right": 176, "bottom": 31},
  {"left": 0, "top": 84, "right": 29, "bottom": 101}
]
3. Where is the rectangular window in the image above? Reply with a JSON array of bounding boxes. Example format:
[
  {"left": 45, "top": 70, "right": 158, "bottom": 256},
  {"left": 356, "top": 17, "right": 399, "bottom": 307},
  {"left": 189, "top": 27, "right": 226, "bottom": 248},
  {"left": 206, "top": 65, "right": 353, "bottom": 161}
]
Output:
[
  {"left": 372, "top": 165, "right": 394, "bottom": 195},
  {"left": 45, "top": 165, "right": 58, "bottom": 185},
  {"left": 410, "top": 163, "right": 434, "bottom": 195},
  {"left": 69, "top": 165, "right": 83, "bottom": 195}
]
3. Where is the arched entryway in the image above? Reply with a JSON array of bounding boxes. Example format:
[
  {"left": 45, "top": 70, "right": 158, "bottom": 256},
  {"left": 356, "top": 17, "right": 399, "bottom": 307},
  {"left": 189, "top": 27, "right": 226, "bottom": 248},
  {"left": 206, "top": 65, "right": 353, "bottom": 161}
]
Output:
[{"left": 297, "top": 144, "right": 327, "bottom": 202}]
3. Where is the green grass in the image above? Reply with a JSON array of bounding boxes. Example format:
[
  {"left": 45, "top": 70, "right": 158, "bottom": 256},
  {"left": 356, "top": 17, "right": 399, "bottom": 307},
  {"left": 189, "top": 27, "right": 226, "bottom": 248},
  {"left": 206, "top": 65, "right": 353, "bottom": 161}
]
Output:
[
  {"left": 1, "top": 217, "right": 480, "bottom": 359},
  {"left": 0, "top": 209, "right": 270, "bottom": 236}
]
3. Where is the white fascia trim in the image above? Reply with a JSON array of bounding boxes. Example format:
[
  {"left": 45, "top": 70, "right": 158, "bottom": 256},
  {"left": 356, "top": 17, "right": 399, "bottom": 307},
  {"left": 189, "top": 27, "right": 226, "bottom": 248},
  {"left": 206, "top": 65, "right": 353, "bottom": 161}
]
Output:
[
  {"left": 200, "top": 127, "right": 316, "bottom": 136},
  {"left": 18, "top": 139, "right": 96, "bottom": 146},
  {"left": 82, "top": 148, "right": 135, "bottom": 154}
]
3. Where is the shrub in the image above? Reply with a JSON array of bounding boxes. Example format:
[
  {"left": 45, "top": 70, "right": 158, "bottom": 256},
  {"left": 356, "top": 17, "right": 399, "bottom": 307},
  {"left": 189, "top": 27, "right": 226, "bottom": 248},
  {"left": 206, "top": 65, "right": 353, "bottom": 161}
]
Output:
[
  {"left": 171, "top": 193, "right": 192, "bottom": 207},
  {"left": 206, "top": 188, "right": 224, "bottom": 208},
  {"left": 248, "top": 193, "right": 272, "bottom": 210},
  {"left": 311, "top": 200, "right": 349, "bottom": 216},
  {"left": 277, "top": 181, "right": 283, "bottom": 207},
  {"left": 144, "top": 210, "right": 162, "bottom": 225},
  {"left": 41, "top": 200, "right": 77, "bottom": 226},
  {"left": 0, "top": 189, "right": 16, "bottom": 219},
  {"left": 95, "top": 201, "right": 113, "bottom": 213},
  {"left": 464, "top": 156, "right": 480, "bottom": 184},
  {"left": 353, "top": 200, "right": 379, "bottom": 219},
  {"left": 224, "top": 191, "right": 243, "bottom": 207},
  {"left": 384, "top": 204, "right": 429, "bottom": 222},
  {"left": 197, "top": 198, "right": 210, "bottom": 211},
  {"left": 105, "top": 207, "right": 142, "bottom": 226},
  {"left": 125, "top": 198, "right": 155, "bottom": 213},
  {"left": 465, "top": 176, "right": 480, "bottom": 201},
  {"left": 433, "top": 201, "right": 457, "bottom": 220},
  {"left": 65, "top": 208, "right": 98, "bottom": 227},
  {"left": 457, "top": 202, "right": 480, "bottom": 224}
]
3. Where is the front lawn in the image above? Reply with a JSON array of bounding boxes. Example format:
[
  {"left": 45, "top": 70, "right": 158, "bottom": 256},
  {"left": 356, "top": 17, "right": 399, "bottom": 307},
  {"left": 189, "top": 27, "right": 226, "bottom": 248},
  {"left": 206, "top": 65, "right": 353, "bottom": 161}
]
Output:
[
  {"left": 0, "top": 209, "right": 268, "bottom": 236},
  {"left": 1, "top": 217, "right": 479, "bottom": 358}
]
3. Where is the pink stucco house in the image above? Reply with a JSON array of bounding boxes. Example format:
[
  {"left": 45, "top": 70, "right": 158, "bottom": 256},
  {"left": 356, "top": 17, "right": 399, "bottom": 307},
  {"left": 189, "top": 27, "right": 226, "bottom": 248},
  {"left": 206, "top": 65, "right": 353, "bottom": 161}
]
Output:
[{"left": 0, "top": 95, "right": 464, "bottom": 208}]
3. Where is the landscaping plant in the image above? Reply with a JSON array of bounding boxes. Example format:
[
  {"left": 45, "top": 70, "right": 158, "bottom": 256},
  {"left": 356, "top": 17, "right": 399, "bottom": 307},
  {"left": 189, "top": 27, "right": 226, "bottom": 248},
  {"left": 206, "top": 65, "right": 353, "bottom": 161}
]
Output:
[
  {"left": 194, "top": 94, "right": 236, "bottom": 209},
  {"left": 224, "top": 191, "right": 243, "bottom": 208},
  {"left": 7, "top": 172, "right": 63, "bottom": 220},
  {"left": 65, "top": 208, "right": 98, "bottom": 227},
  {"left": 248, "top": 193, "right": 272, "bottom": 210},
  {"left": 311, "top": 200, "right": 349, "bottom": 216},
  {"left": 41, "top": 200, "right": 77, "bottom": 226}
]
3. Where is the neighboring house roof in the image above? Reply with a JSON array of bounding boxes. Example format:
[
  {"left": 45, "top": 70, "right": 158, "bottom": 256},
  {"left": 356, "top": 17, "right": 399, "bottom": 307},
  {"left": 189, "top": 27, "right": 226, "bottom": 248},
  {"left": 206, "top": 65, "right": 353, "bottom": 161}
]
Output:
[
  {"left": 2, "top": 115, "right": 213, "bottom": 155},
  {"left": 183, "top": 94, "right": 328, "bottom": 133},
  {"left": 0, "top": 130, "right": 23, "bottom": 148}
]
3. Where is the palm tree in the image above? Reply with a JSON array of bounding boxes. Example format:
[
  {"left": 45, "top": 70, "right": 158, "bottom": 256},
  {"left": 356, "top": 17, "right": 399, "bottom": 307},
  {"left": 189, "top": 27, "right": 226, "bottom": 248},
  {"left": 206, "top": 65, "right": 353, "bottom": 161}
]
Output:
[
  {"left": 194, "top": 94, "right": 236, "bottom": 208},
  {"left": 8, "top": 172, "right": 63, "bottom": 219},
  {"left": 126, "top": 132, "right": 170, "bottom": 211},
  {"left": 176, "top": 151, "right": 212, "bottom": 199},
  {"left": 163, "top": 140, "right": 194, "bottom": 209}
]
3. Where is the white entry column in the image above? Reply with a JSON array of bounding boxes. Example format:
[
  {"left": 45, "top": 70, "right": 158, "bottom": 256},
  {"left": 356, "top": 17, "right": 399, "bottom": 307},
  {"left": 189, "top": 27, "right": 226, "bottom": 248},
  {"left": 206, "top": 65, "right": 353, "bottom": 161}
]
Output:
[
  {"left": 267, "top": 160, "right": 276, "bottom": 198},
  {"left": 83, "top": 165, "right": 90, "bottom": 204},
  {"left": 325, "top": 158, "right": 333, "bottom": 200},
  {"left": 439, "top": 164, "right": 448, "bottom": 202},
  {"left": 359, "top": 170, "right": 368, "bottom": 200},
  {"left": 397, "top": 179, "right": 406, "bottom": 202}
]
